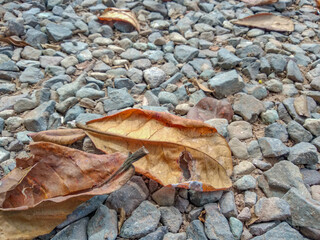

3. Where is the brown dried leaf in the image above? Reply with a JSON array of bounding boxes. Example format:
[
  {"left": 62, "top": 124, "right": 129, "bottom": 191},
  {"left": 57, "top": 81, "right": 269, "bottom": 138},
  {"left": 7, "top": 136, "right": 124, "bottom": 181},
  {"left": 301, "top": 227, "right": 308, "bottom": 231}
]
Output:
[
  {"left": 0, "top": 36, "right": 30, "bottom": 47},
  {"left": 233, "top": 13, "right": 294, "bottom": 32},
  {"left": 241, "top": 0, "right": 278, "bottom": 6},
  {"left": 0, "top": 142, "right": 136, "bottom": 239},
  {"left": 191, "top": 78, "right": 214, "bottom": 93},
  {"left": 98, "top": 8, "right": 140, "bottom": 32},
  {"left": 41, "top": 43, "right": 61, "bottom": 51},
  {"left": 28, "top": 129, "right": 86, "bottom": 145},
  {"left": 118, "top": 208, "right": 126, "bottom": 232},
  {"left": 187, "top": 97, "right": 234, "bottom": 122},
  {"left": 79, "top": 109, "right": 233, "bottom": 191}
]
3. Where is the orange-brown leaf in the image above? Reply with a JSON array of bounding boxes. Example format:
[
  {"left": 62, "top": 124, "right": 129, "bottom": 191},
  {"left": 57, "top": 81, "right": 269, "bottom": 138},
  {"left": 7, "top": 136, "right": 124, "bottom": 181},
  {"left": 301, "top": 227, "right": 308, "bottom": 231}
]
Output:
[
  {"left": 0, "top": 36, "right": 30, "bottom": 47},
  {"left": 80, "top": 109, "right": 233, "bottom": 191},
  {"left": 191, "top": 78, "right": 214, "bottom": 93},
  {"left": 233, "top": 13, "right": 294, "bottom": 32},
  {"left": 28, "top": 129, "right": 86, "bottom": 145},
  {"left": 98, "top": 8, "right": 140, "bottom": 32},
  {"left": 241, "top": 0, "right": 278, "bottom": 6},
  {"left": 0, "top": 142, "right": 135, "bottom": 239}
]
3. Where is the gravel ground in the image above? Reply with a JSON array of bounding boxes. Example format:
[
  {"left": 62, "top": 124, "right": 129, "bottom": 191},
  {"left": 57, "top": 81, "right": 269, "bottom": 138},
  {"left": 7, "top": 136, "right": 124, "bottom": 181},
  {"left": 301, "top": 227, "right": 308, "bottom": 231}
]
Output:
[{"left": 0, "top": 0, "right": 320, "bottom": 239}]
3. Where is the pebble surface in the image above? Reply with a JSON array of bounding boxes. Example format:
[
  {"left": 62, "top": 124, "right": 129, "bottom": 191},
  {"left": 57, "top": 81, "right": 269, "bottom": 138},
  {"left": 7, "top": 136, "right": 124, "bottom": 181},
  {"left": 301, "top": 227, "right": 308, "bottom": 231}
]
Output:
[{"left": 0, "top": 0, "right": 320, "bottom": 239}]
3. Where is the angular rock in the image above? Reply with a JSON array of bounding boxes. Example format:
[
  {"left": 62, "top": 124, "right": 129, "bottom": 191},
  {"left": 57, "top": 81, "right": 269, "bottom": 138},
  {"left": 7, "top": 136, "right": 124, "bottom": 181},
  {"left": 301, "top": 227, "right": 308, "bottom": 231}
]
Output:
[
  {"left": 229, "top": 217, "right": 243, "bottom": 239},
  {"left": 106, "top": 176, "right": 149, "bottom": 215},
  {"left": 218, "top": 48, "right": 241, "bottom": 70},
  {"left": 233, "top": 161, "right": 255, "bottom": 176},
  {"left": 46, "top": 23, "right": 72, "bottom": 42},
  {"left": 163, "top": 232, "right": 187, "bottom": 240},
  {"left": 229, "top": 138, "right": 249, "bottom": 159},
  {"left": 287, "top": 60, "right": 304, "bottom": 83},
  {"left": 264, "top": 123, "right": 288, "bottom": 142},
  {"left": 254, "top": 197, "right": 291, "bottom": 222},
  {"left": 159, "top": 207, "right": 182, "bottom": 233},
  {"left": 234, "top": 175, "right": 257, "bottom": 191},
  {"left": 219, "top": 191, "right": 237, "bottom": 218},
  {"left": 303, "top": 118, "right": 320, "bottom": 136},
  {"left": 288, "top": 142, "right": 318, "bottom": 165},
  {"left": 300, "top": 168, "right": 320, "bottom": 186},
  {"left": 120, "top": 201, "right": 161, "bottom": 238},
  {"left": 19, "top": 67, "right": 44, "bottom": 84},
  {"left": 258, "top": 137, "right": 289, "bottom": 158},
  {"left": 174, "top": 45, "right": 199, "bottom": 63},
  {"left": 52, "top": 217, "right": 88, "bottom": 240},
  {"left": 152, "top": 186, "right": 175, "bottom": 206},
  {"left": 228, "top": 121, "right": 253, "bottom": 140},
  {"left": 189, "top": 190, "right": 223, "bottom": 207},
  {"left": 249, "top": 222, "right": 278, "bottom": 236},
  {"left": 204, "top": 203, "right": 235, "bottom": 240},
  {"left": 233, "top": 93, "right": 266, "bottom": 123},
  {"left": 141, "top": 226, "right": 168, "bottom": 240},
  {"left": 144, "top": 67, "right": 166, "bottom": 88},
  {"left": 186, "top": 220, "right": 207, "bottom": 240},
  {"left": 283, "top": 187, "right": 320, "bottom": 230},
  {"left": 287, "top": 120, "right": 313, "bottom": 143},
  {"left": 208, "top": 70, "right": 245, "bottom": 98},
  {"left": 103, "top": 88, "right": 135, "bottom": 112}
]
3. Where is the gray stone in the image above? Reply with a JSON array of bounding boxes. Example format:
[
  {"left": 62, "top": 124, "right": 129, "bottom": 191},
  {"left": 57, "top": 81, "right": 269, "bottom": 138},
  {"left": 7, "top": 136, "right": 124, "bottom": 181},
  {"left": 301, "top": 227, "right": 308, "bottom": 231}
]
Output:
[
  {"left": 43, "top": 75, "right": 71, "bottom": 89},
  {"left": 25, "top": 28, "right": 48, "bottom": 47},
  {"left": 61, "top": 42, "right": 88, "bottom": 54},
  {"left": 186, "top": 220, "right": 207, "bottom": 240},
  {"left": 75, "top": 113, "right": 103, "bottom": 124},
  {"left": 228, "top": 121, "right": 252, "bottom": 140},
  {"left": 76, "top": 87, "right": 105, "bottom": 100},
  {"left": 141, "top": 227, "right": 168, "bottom": 240},
  {"left": 19, "top": 67, "right": 44, "bottom": 84},
  {"left": 303, "top": 118, "right": 320, "bottom": 136},
  {"left": 261, "top": 161, "right": 311, "bottom": 198},
  {"left": 24, "top": 100, "right": 56, "bottom": 132},
  {"left": 163, "top": 232, "right": 186, "bottom": 240},
  {"left": 252, "top": 159, "right": 272, "bottom": 171},
  {"left": 208, "top": 70, "right": 245, "bottom": 98},
  {"left": 106, "top": 176, "right": 149, "bottom": 215},
  {"left": 158, "top": 92, "right": 178, "bottom": 106},
  {"left": 189, "top": 190, "right": 223, "bottom": 207},
  {"left": 77, "top": 49, "right": 92, "bottom": 62},
  {"left": 258, "top": 137, "right": 289, "bottom": 158},
  {"left": 287, "top": 120, "right": 313, "bottom": 143},
  {"left": 249, "top": 222, "right": 278, "bottom": 236},
  {"left": 234, "top": 175, "right": 257, "bottom": 191},
  {"left": 287, "top": 60, "right": 304, "bottom": 83},
  {"left": 264, "top": 123, "right": 288, "bottom": 142},
  {"left": 218, "top": 48, "right": 241, "bottom": 70},
  {"left": 251, "top": 222, "right": 304, "bottom": 240},
  {"left": 300, "top": 168, "right": 320, "bottom": 186},
  {"left": 0, "top": 148, "right": 10, "bottom": 163},
  {"left": 87, "top": 204, "right": 117, "bottom": 240},
  {"left": 237, "top": 207, "right": 251, "bottom": 222},
  {"left": 0, "top": 118, "right": 4, "bottom": 133},
  {"left": 174, "top": 196, "right": 189, "bottom": 213},
  {"left": 63, "top": 105, "right": 84, "bottom": 123},
  {"left": 277, "top": 103, "right": 292, "bottom": 123},
  {"left": 245, "top": 191, "right": 257, "bottom": 207},
  {"left": 229, "top": 138, "right": 249, "bottom": 159},
  {"left": 143, "top": 0, "right": 167, "bottom": 16},
  {"left": 247, "top": 140, "right": 263, "bottom": 159},
  {"left": 254, "top": 197, "right": 291, "bottom": 222},
  {"left": 243, "top": 84, "right": 268, "bottom": 100},
  {"left": 143, "top": 50, "right": 164, "bottom": 63},
  {"left": 174, "top": 45, "right": 199, "bottom": 63},
  {"left": 144, "top": 67, "right": 166, "bottom": 88},
  {"left": 233, "top": 93, "right": 266, "bottom": 123},
  {"left": 0, "top": 83, "right": 15, "bottom": 94},
  {"left": 103, "top": 88, "right": 134, "bottom": 112},
  {"left": 159, "top": 207, "right": 182, "bottom": 233},
  {"left": 152, "top": 186, "right": 175, "bottom": 206},
  {"left": 219, "top": 191, "right": 237, "bottom": 218},
  {"left": 21, "top": 46, "right": 41, "bottom": 61},
  {"left": 120, "top": 48, "right": 142, "bottom": 61},
  {"left": 204, "top": 119, "right": 228, "bottom": 138},
  {"left": 283, "top": 98, "right": 306, "bottom": 124},
  {"left": 233, "top": 161, "right": 256, "bottom": 176},
  {"left": 0, "top": 61, "right": 19, "bottom": 72},
  {"left": 283, "top": 187, "right": 320, "bottom": 230},
  {"left": 52, "top": 217, "right": 88, "bottom": 240},
  {"left": 266, "top": 54, "right": 287, "bottom": 73},
  {"left": 265, "top": 79, "right": 283, "bottom": 93},
  {"left": 288, "top": 142, "right": 318, "bottom": 165},
  {"left": 312, "top": 136, "right": 320, "bottom": 151},
  {"left": 120, "top": 201, "right": 161, "bottom": 238},
  {"left": 205, "top": 203, "right": 235, "bottom": 240},
  {"left": 300, "top": 226, "right": 320, "bottom": 240},
  {"left": 57, "top": 73, "right": 86, "bottom": 101},
  {"left": 261, "top": 110, "right": 279, "bottom": 124},
  {"left": 229, "top": 217, "right": 243, "bottom": 239},
  {"left": 46, "top": 23, "right": 72, "bottom": 42}
]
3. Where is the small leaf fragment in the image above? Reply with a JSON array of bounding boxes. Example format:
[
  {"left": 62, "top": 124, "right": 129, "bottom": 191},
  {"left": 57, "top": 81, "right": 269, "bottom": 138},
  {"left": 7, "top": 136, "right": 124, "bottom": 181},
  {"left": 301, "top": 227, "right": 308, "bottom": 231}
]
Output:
[
  {"left": 28, "top": 129, "right": 86, "bottom": 145},
  {"left": 98, "top": 8, "right": 140, "bottom": 32},
  {"left": 0, "top": 36, "right": 30, "bottom": 47},
  {"left": 190, "top": 78, "right": 214, "bottom": 93},
  {"left": 241, "top": 0, "right": 278, "bottom": 6},
  {"left": 233, "top": 13, "right": 294, "bottom": 32}
]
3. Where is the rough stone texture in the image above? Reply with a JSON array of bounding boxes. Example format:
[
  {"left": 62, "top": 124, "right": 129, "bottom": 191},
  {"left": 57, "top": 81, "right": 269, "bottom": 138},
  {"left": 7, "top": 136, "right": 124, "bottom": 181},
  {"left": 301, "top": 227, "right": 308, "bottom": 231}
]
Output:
[
  {"left": 303, "top": 118, "right": 320, "bottom": 136},
  {"left": 141, "top": 226, "right": 168, "bottom": 240},
  {"left": 103, "top": 88, "right": 135, "bottom": 112},
  {"left": 52, "top": 217, "right": 89, "bottom": 240},
  {"left": 229, "top": 138, "right": 249, "bottom": 159},
  {"left": 159, "top": 207, "right": 183, "bottom": 233},
  {"left": 258, "top": 137, "right": 289, "bottom": 158},
  {"left": 106, "top": 176, "right": 149, "bottom": 215},
  {"left": 261, "top": 161, "right": 311, "bottom": 198},
  {"left": 233, "top": 93, "right": 266, "bottom": 123},
  {"left": 219, "top": 191, "right": 237, "bottom": 218},
  {"left": 208, "top": 70, "right": 245, "bottom": 98},
  {"left": 254, "top": 197, "right": 291, "bottom": 222},
  {"left": 264, "top": 123, "right": 288, "bottom": 142},
  {"left": 233, "top": 161, "right": 256, "bottom": 176},
  {"left": 120, "top": 201, "right": 161, "bottom": 238},
  {"left": 288, "top": 120, "right": 313, "bottom": 143},
  {"left": 300, "top": 168, "right": 320, "bottom": 186},
  {"left": 234, "top": 175, "right": 257, "bottom": 191},
  {"left": 283, "top": 187, "right": 320, "bottom": 230},
  {"left": 152, "top": 186, "right": 176, "bottom": 206},
  {"left": 204, "top": 203, "right": 235, "bottom": 240},
  {"left": 174, "top": 45, "right": 199, "bottom": 63},
  {"left": 287, "top": 142, "right": 319, "bottom": 165},
  {"left": 87, "top": 205, "right": 117, "bottom": 240},
  {"left": 227, "top": 121, "right": 253, "bottom": 140},
  {"left": 189, "top": 190, "right": 223, "bottom": 207},
  {"left": 186, "top": 220, "right": 207, "bottom": 240},
  {"left": 144, "top": 67, "right": 166, "bottom": 88},
  {"left": 251, "top": 222, "right": 304, "bottom": 240}
]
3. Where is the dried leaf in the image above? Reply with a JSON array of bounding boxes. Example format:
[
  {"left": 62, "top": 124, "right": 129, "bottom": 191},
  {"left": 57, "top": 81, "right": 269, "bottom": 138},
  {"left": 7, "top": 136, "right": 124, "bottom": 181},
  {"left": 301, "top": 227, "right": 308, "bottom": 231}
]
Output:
[
  {"left": 190, "top": 78, "right": 214, "bottom": 93},
  {"left": 98, "top": 8, "right": 140, "bottom": 32},
  {"left": 118, "top": 208, "right": 126, "bottom": 232},
  {"left": 41, "top": 43, "right": 61, "bottom": 51},
  {"left": 241, "top": 0, "right": 278, "bottom": 6},
  {"left": 28, "top": 129, "right": 86, "bottom": 145},
  {"left": 316, "top": 0, "right": 320, "bottom": 10},
  {"left": 187, "top": 97, "right": 234, "bottom": 122},
  {"left": 0, "top": 36, "right": 30, "bottom": 47},
  {"left": 233, "top": 13, "right": 294, "bottom": 32},
  {"left": 0, "top": 142, "right": 137, "bottom": 239},
  {"left": 78, "top": 109, "right": 233, "bottom": 191}
]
